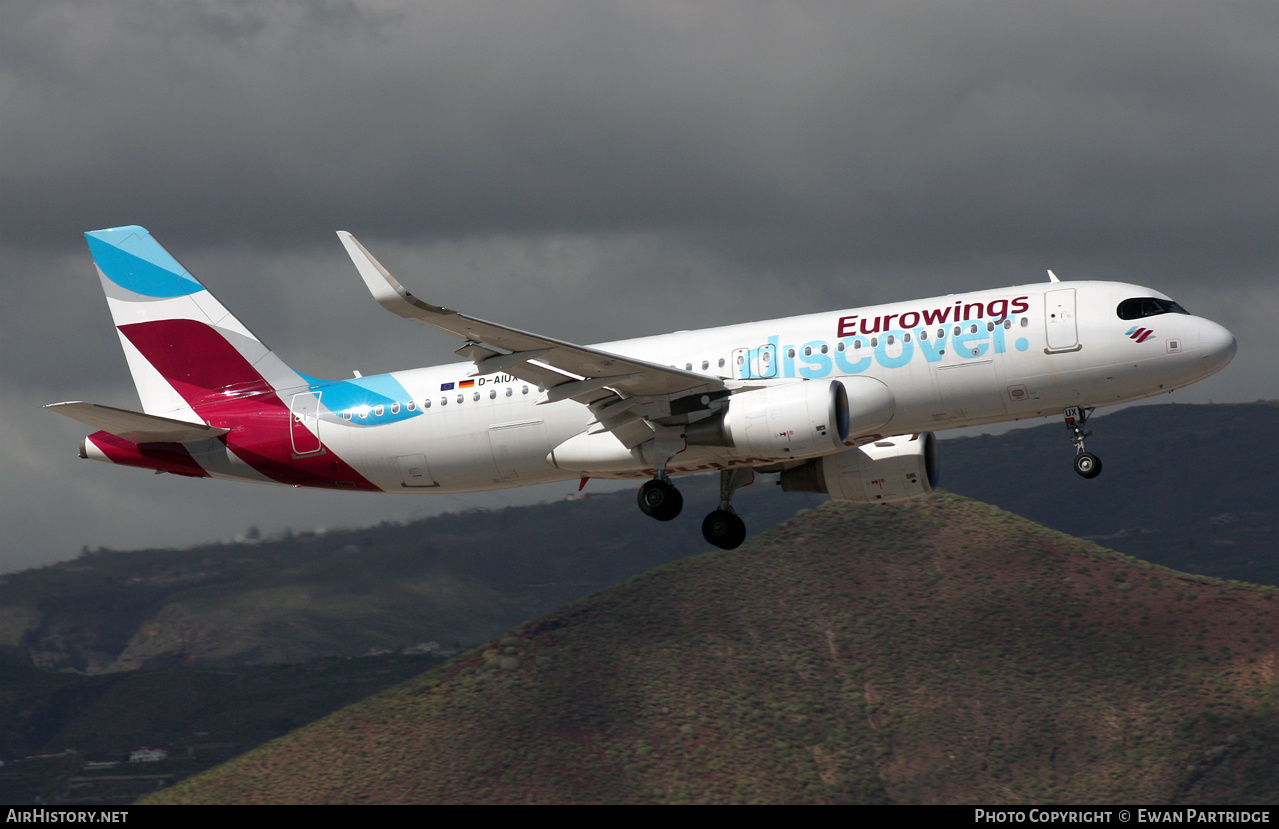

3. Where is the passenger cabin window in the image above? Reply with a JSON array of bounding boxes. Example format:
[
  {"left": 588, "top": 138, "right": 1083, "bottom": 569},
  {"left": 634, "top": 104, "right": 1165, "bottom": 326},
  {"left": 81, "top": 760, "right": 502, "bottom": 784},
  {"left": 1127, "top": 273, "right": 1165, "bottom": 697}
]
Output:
[{"left": 1117, "top": 297, "right": 1189, "bottom": 320}]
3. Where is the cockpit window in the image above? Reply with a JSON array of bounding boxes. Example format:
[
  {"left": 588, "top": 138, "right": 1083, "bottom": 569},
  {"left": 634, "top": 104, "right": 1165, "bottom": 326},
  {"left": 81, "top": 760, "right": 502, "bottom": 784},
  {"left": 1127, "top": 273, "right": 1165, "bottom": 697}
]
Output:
[{"left": 1117, "top": 297, "right": 1190, "bottom": 320}]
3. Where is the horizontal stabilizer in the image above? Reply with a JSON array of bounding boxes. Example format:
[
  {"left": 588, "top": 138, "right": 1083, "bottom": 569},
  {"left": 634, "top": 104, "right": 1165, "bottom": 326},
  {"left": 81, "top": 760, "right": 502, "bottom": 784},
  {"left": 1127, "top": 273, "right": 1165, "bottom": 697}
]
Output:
[{"left": 45, "top": 402, "right": 228, "bottom": 444}]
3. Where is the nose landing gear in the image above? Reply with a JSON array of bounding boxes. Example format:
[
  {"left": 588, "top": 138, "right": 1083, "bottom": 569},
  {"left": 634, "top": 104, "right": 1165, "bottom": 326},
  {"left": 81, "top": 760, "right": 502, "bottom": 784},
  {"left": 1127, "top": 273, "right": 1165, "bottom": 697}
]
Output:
[{"left": 1064, "top": 406, "right": 1102, "bottom": 479}]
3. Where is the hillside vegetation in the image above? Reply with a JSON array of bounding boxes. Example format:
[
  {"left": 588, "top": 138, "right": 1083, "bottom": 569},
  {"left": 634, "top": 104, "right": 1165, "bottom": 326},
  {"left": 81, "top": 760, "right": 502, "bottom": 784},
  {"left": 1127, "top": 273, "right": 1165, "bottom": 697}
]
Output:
[
  {"left": 149, "top": 493, "right": 1279, "bottom": 804},
  {"left": 0, "top": 478, "right": 818, "bottom": 673},
  {"left": 4, "top": 402, "right": 1274, "bottom": 677},
  {"left": 943, "top": 402, "right": 1279, "bottom": 584}
]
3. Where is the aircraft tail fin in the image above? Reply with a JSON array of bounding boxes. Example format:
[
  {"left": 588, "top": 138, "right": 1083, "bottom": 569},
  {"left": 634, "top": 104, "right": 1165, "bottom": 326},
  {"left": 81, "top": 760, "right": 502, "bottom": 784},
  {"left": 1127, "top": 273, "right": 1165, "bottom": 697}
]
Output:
[{"left": 85, "top": 226, "right": 302, "bottom": 418}]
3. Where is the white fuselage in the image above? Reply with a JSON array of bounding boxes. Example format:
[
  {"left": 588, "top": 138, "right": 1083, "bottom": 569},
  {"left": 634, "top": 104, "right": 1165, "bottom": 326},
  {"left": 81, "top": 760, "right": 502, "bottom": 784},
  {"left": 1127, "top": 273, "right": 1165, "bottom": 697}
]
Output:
[{"left": 168, "top": 279, "right": 1231, "bottom": 494}]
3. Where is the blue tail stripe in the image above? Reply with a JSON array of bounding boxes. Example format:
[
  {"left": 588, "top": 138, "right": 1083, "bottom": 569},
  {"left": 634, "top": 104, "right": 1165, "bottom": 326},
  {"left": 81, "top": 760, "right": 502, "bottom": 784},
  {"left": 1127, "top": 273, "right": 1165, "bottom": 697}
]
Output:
[{"left": 86, "top": 226, "right": 205, "bottom": 298}]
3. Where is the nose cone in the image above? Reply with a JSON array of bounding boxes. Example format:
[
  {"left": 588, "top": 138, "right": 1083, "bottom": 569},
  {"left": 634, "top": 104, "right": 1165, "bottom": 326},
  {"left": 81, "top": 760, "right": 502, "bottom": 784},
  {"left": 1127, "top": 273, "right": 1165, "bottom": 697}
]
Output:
[{"left": 1199, "top": 319, "right": 1237, "bottom": 377}]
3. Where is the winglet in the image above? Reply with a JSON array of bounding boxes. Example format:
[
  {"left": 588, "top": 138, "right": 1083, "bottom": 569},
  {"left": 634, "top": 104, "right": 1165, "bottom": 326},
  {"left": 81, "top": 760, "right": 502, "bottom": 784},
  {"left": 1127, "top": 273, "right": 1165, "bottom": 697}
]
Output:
[{"left": 336, "top": 231, "right": 456, "bottom": 321}]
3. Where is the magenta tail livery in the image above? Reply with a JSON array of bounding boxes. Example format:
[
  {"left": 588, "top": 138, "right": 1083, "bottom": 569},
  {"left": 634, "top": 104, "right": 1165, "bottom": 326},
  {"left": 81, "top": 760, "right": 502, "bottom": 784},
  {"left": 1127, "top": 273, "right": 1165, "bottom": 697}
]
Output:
[{"left": 48, "top": 226, "right": 1236, "bottom": 549}]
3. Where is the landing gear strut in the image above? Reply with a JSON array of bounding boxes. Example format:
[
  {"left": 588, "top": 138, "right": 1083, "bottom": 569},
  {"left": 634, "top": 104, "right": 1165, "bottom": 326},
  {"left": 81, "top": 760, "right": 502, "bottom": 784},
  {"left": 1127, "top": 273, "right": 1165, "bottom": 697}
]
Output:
[
  {"left": 638, "top": 432, "right": 687, "bottom": 522},
  {"left": 1063, "top": 406, "right": 1102, "bottom": 479},
  {"left": 701, "top": 468, "right": 753, "bottom": 550}
]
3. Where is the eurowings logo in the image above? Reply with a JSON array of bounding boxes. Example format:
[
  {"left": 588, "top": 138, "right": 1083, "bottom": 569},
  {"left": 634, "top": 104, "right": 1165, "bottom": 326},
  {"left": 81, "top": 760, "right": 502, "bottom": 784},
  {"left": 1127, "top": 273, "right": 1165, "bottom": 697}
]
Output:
[{"left": 1126, "top": 327, "right": 1155, "bottom": 343}]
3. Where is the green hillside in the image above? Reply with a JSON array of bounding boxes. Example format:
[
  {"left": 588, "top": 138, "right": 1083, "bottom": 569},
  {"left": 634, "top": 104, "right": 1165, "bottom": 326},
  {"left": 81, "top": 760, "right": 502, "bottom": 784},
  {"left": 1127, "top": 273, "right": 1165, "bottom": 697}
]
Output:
[
  {"left": 148, "top": 493, "right": 1279, "bottom": 804},
  {"left": 941, "top": 402, "right": 1279, "bottom": 584},
  {"left": 6, "top": 402, "right": 1274, "bottom": 678},
  {"left": 0, "top": 478, "right": 819, "bottom": 673}
]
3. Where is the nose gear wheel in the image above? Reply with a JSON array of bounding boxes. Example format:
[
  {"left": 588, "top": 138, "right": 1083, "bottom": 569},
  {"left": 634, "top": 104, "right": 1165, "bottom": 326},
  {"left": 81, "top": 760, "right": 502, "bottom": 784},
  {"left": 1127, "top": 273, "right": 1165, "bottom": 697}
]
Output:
[{"left": 1063, "top": 406, "right": 1102, "bottom": 479}]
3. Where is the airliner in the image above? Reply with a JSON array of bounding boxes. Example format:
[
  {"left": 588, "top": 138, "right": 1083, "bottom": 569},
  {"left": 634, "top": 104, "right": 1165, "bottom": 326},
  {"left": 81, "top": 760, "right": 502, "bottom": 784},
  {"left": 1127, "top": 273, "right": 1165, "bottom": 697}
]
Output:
[{"left": 48, "top": 226, "right": 1237, "bottom": 549}]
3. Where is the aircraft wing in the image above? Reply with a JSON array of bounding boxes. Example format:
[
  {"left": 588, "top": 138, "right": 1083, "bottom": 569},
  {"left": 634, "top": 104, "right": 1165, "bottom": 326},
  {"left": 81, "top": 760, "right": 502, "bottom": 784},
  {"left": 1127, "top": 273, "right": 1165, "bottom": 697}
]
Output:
[
  {"left": 338, "top": 233, "right": 730, "bottom": 446},
  {"left": 45, "top": 402, "right": 229, "bottom": 444}
]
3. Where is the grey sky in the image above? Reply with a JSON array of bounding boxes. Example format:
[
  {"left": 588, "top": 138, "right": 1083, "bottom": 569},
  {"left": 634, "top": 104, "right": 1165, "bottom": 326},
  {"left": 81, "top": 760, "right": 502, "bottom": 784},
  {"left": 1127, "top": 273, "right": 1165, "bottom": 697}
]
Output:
[{"left": 3, "top": 2, "right": 1274, "bottom": 571}]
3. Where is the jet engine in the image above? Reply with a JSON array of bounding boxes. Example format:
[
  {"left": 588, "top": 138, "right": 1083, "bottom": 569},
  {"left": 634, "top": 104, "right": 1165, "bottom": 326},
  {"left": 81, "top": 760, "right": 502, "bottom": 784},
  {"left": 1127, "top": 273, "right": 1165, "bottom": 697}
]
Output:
[
  {"left": 778, "top": 432, "right": 938, "bottom": 503},
  {"left": 686, "top": 376, "right": 896, "bottom": 461},
  {"left": 685, "top": 379, "right": 848, "bottom": 459}
]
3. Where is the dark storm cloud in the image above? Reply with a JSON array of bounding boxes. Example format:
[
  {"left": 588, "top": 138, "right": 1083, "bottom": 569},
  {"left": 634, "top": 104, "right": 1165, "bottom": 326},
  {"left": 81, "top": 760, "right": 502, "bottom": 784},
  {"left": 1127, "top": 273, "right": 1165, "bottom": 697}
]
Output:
[
  {"left": 2, "top": 2, "right": 1274, "bottom": 571},
  {"left": 3, "top": 2, "right": 1271, "bottom": 269}
]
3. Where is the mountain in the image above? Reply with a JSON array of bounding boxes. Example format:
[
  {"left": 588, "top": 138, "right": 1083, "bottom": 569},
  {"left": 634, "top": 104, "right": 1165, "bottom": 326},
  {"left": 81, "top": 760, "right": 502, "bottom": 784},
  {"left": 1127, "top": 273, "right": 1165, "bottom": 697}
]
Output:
[
  {"left": 0, "top": 654, "right": 432, "bottom": 804},
  {"left": 0, "top": 477, "right": 821, "bottom": 673},
  {"left": 3, "top": 401, "right": 1272, "bottom": 676},
  {"left": 146, "top": 493, "right": 1279, "bottom": 805},
  {"left": 941, "top": 401, "right": 1279, "bottom": 584}
]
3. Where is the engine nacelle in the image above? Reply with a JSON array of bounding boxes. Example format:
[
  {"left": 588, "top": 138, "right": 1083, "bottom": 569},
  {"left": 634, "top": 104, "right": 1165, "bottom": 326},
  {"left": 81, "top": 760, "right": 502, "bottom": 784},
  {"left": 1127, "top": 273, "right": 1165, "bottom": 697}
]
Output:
[
  {"left": 684, "top": 379, "right": 849, "bottom": 460},
  {"left": 687, "top": 376, "right": 895, "bottom": 461},
  {"left": 779, "top": 432, "right": 938, "bottom": 503}
]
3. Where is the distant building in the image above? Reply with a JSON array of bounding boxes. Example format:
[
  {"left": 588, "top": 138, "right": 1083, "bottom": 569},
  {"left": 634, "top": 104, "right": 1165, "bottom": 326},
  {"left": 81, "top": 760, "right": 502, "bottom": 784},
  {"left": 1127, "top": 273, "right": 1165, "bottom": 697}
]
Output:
[{"left": 129, "top": 748, "right": 168, "bottom": 763}]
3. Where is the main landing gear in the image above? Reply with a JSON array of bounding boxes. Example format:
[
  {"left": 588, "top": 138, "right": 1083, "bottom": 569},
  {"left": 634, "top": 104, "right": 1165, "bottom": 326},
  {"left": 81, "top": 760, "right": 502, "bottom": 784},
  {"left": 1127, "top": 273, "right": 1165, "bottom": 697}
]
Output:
[
  {"left": 637, "top": 468, "right": 754, "bottom": 550},
  {"left": 701, "top": 468, "right": 753, "bottom": 551},
  {"left": 638, "top": 432, "right": 687, "bottom": 522},
  {"left": 1063, "top": 406, "right": 1102, "bottom": 479},
  {"left": 637, "top": 477, "right": 683, "bottom": 522}
]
